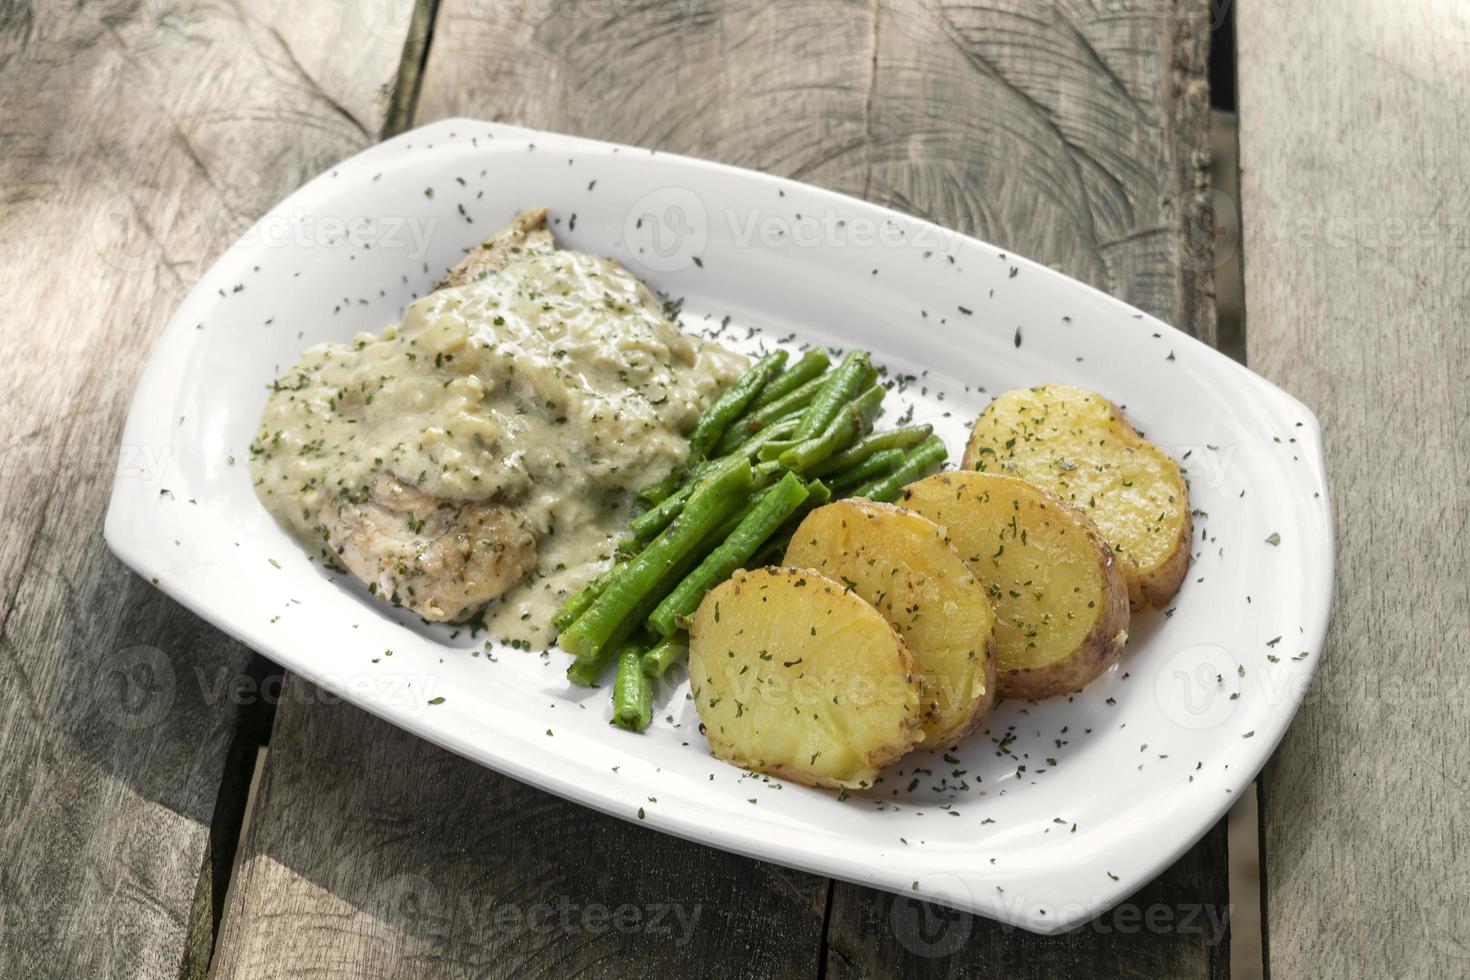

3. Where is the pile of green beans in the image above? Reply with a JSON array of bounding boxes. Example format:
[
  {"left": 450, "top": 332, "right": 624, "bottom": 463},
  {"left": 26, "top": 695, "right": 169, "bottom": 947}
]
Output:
[{"left": 552, "top": 346, "right": 949, "bottom": 729}]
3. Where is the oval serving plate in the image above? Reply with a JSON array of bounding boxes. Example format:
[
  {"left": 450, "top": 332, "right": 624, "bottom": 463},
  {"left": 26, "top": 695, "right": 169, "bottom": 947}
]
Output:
[{"left": 106, "top": 118, "right": 1332, "bottom": 935}]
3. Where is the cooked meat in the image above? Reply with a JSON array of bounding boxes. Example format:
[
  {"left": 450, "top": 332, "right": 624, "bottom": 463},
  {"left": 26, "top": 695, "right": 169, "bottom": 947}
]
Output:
[
  {"left": 252, "top": 206, "right": 746, "bottom": 632},
  {"left": 326, "top": 471, "right": 536, "bottom": 622},
  {"left": 434, "top": 206, "right": 554, "bottom": 290},
  {"left": 316, "top": 210, "right": 554, "bottom": 621}
]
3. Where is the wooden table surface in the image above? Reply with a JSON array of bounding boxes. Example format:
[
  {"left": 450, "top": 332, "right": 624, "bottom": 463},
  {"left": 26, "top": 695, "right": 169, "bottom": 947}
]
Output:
[{"left": 1, "top": 0, "right": 1463, "bottom": 977}]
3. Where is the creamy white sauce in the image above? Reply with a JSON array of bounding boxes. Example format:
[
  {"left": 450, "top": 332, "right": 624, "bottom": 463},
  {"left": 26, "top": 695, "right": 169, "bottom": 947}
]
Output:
[{"left": 251, "top": 248, "right": 746, "bottom": 642}]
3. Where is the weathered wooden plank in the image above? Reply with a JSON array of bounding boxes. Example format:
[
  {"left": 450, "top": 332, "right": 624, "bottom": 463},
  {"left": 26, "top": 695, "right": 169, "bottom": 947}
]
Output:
[
  {"left": 211, "top": 679, "right": 827, "bottom": 980},
  {"left": 210, "top": 4, "right": 858, "bottom": 974},
  {"left": 827, "top": 1, "right": 1224, "bottom": 974},
  {"left": 1236, "top": 1, "right": 1470, "bottom": 977},
  {"left": 213, "top": 0, "right": 1221, "bottom": 975},
  {"left": 0, "top": 2, "right": 412, "bottom": 976},
  {"left": 862, "top": 0, "right": 1216, "bottom": 345},
  {"left": 826, "top": 822, "right": 1230, "bottom": 978}
]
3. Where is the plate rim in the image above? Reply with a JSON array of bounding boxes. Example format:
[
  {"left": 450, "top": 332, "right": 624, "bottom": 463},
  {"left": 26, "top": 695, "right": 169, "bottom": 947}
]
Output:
[{"left": 105, "top": 116, "right": 1334, "bottom": 935}]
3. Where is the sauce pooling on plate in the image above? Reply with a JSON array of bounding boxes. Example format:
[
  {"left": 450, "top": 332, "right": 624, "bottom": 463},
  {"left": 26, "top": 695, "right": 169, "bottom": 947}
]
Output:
[{"left": 251, "top": 246, "right": 746, "bottom": 641}]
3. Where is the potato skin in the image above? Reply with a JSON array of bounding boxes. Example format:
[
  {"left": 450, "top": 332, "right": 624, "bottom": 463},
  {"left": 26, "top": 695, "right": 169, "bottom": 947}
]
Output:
[
  {"left": 996, "top": 577, "right": 1128, "bottom": 701},
  {"left": 784, "top": 499, "right": 997, "bottom": 749},
  {"left": 901, "top": 472, "right": 1130, "bottom": 700},
  {"left": 961, "top": 383, "right": 1191, "bottom": 610},
  {"left": 1134, "top": 514, "right": 1193, "bottom": 610},
  {"left": 689, "top": 567, "right": 923, "bottom": 789}
]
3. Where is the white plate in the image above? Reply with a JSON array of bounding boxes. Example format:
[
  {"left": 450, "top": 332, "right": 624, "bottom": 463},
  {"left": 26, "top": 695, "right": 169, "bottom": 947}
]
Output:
[{"left": 106, "top": 119, "right": 1332, "bottom": 934}]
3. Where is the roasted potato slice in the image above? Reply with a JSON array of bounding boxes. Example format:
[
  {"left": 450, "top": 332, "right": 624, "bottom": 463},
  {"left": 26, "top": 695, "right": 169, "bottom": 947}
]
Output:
[
  {"left": 902, "top": 472, "right": 1129, "bottom": 700},
  {"left": 783, "top": 500, "right": 997, "bottom": 749},
  {"left": 689, "top": 567, "right": 923, "bottom": 789},
  {"left": 961, "top": 384, "right": 1191, "bottom": 609}
]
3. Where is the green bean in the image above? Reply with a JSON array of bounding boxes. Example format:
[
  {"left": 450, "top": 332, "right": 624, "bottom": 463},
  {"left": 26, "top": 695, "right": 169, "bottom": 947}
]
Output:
[
  {"left": 850, "top": 435, "right": 949, "bottom": 502},
  {"left": 561, "top": 459, "right": 753, "bottom": 660},
  {"left": 805, "top": 424, "right": 934, "bottom": 478},
  {"left": 552, "top": 554, "right": 628, "bottom": 633},
  {"left": 629, "top": 480, "right": 695, "bottom": 541},
  {"left": 725, "top": 414, "right": 800, "bottom": 460},
  {"left": 552, "top": 586, "right": 598, "bottom": 633},
  {"left": 687, "top": 351, "right": 787, "bottom": 461},
  {"left": 830, "top": 447, "right": 905, "bottom": 490},
  {"left": 565, "top": 596, "right": 655, "bottom": 686},
  {"left": 714, "top": 374, "right": 826, "bottom": 455},
  {"left": 635, "top": 464, "right": 687, "bottom": 506},
  {"left": 793, "top": 351, "right": 873, "bottom": 440},
  {"left": 801, "top": 477, "right": 833, "bottom": 509},
  {"left": 752, "top": 459, "right": 785, "bottom": 484},
  {"left": 748, "top": 349, "right": 830, "bottom": 411},
  {"left": 629, "top": 428, "right": 791, "bottom": 542},
  {"left": 611, "top": 643, "right": 654, "bottom": 731},
  {"left": 641, "top": 632, "right": 688, "bottom": 678},
  {"left": 778, "top": 385, "right": 884, "bottom": 471},
  {"left": 747, "top": 479, "right": 832, "bottom": 568},
  {"left": 566, "top": 533, "right": 712, "bottom": 685},
  {"left": 646, "top": 472, "right": 810, "bottom": 638},
  {"left": 565, "top": 620, "right": 634, "bottom": 686}
]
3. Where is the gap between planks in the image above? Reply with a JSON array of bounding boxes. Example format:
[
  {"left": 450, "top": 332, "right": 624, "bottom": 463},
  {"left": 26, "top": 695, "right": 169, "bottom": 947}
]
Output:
[{"left": 183, "top": 2, "right": 446, "bottom": 975}]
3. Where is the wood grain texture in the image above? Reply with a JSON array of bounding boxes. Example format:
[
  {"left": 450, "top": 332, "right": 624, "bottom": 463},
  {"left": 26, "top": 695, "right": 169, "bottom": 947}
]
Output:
[
  {"left": 826, "top": 822, "right": 1230, "bottom": 978},
  {"left": 0, "top": 2, "right": 412, "bottom": 976},
  {"left": 210, "top": 678, "right": 827, "bottom": 980},
  {"left": 1237, "top": 1, "right": 1470, "bottom": 976},
  {"left": 212, "top": 0, "right": 1221, "bottom": 976}
]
